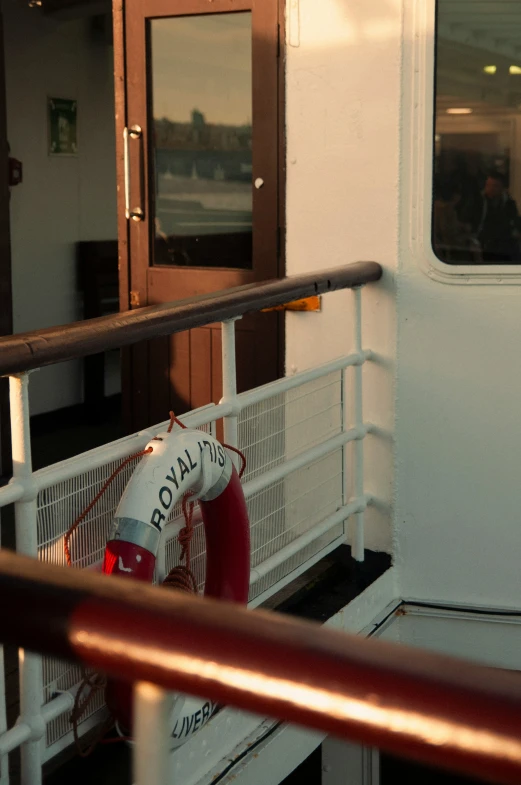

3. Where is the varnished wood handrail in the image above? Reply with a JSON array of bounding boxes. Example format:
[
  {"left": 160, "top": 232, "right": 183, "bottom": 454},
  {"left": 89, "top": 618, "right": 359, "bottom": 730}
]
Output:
[
  {"left": 0, "top": 263, "right": 382, "bottom": 375},
  {"left": 0, "top": 550, "right": 520, "bottom": 785}
]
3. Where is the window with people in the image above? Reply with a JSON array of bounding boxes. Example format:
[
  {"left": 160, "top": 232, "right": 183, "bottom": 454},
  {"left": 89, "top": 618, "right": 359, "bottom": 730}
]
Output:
[
  {"left": 433, "top": 1, "right": 521, "bottom": 265},
  {"left": 433, "top": 171, "right": 521, "bottom": 264}
]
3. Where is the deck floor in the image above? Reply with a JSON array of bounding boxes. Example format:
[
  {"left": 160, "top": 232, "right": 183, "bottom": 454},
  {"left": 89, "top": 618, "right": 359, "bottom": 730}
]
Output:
[{"left": 380, "top": 754, "right": 499, "bottom": 785}]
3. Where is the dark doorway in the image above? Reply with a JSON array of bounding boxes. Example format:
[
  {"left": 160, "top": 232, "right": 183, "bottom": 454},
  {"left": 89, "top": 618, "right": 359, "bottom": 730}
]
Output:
[{"left": 114, "top": 0, "right": 285, "bottom": 431}]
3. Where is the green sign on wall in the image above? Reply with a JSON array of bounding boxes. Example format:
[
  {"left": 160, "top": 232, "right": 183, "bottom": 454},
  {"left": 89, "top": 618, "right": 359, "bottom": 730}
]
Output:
[{"left": 48, "top": 97, "right": 78, "bottom": 156}]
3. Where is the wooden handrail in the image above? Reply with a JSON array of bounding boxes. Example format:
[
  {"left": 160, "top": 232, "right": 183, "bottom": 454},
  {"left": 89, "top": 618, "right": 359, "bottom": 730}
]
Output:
[
  {"left": 1, "top": 550, "right": 521, "bottom": 785},
  {"left": 0, "top": 263, "right": 382, "bottom": 375}
]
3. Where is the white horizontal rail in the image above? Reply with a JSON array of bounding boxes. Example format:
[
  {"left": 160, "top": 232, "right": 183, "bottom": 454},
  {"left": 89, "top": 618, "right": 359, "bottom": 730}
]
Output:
[
  {"left": 42, "top": 705, "right": 109, "bottom": 766},
  {"left": 0, "top": 351, "right": 372, "bottom": 503},
  {"left": 30, "top": 403, "right": 227, "bottom": 494},
  {"left": 249, "top": 496, "right": 370, "bottom": 584},
  {"left": 161, "top": 494, "right": 371, "bottom": 592},
  {"left": 0, "top": 723, "right": 31, "bottom": 757},
  {"left": 236, "top": 351, "right": 371, "bottom": 409},
  {"left": 50, "top": 420, "right": 369, "bottom": 571},
  {"left": 42, "top": 691, "right": 75, "bottom": 723},
  {"left": 0, "top": 689, "right": 74, "bottom": 756},
  {"left": 242, "top": 425, "right": 370, "bottom": 499},
  {"left": 0, "top": 480, "right": 23, "bottom": 506}
]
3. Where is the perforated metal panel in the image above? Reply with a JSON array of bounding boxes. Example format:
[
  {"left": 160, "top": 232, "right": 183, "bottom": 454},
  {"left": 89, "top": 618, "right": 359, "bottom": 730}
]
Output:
[
  {"left": 38, "top": 460, "right": 136, "bottom": 569},
  {"left": 239, "top": 372, "right": 343, "bottom": 480},
  {"left": 38, "top": 459, "right": 137, "bottom": 746},
  {"left": 239, "top": 371, "right": 344, "bottom": 601},
  {"left": 247, "top": 449, "right": 344, "bottom": 601},
  {"left": 43, "top": 662, "right": 106, "bottom": 748}
]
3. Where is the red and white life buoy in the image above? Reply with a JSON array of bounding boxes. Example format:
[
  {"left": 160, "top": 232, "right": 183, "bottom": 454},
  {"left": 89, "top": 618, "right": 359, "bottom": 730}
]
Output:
[{"left": 101, "top": 426, "right": 250, "bottom": 747}]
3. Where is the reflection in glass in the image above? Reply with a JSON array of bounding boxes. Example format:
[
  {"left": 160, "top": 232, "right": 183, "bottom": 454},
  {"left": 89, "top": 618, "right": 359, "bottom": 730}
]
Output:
[
  {"left": 150, "top": 13, "right": 253, "bottom": 268},
  {"left": 433, "top": 1, "right": 521, "bottom": 264}
]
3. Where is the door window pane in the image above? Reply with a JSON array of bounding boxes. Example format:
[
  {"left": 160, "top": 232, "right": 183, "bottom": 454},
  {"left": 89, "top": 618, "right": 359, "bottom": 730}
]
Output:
[
  {"left": 433, "top": 1, "right": 521, "bottom": 265},
  {"left": 150, "top": 12, "right": 253, "bottom": 269}
]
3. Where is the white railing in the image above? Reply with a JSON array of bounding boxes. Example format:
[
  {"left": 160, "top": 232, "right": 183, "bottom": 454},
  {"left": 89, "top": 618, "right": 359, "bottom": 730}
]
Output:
[{"left": 0, "top": 287, "right": 373, "bottom": 785}]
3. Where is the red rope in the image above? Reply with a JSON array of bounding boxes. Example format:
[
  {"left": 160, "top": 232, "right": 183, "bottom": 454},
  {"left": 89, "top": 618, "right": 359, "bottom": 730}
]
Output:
[
  {"left": 163, "top": 491, "right": 198, "bottom": 593},
  {"left": 70, "top": 670, "right": 112, "bottom": 757},
  {"left": 168, "top": 411, "right": 246, "bottom": 478},
  {"left": 162, "top": 412, "right": 247, "bottom": 593},
  {"left": 223, "top": 443, "right": 247, "bottom": 479},
  {"left": 167, "top": 410, "right": 177, "bottom": 433},
  {"left": 64, "top": 412, "right": 180, "bottom": 567},
  {"left": 64, "top": 447, "right": 153, "bottom": 568}
]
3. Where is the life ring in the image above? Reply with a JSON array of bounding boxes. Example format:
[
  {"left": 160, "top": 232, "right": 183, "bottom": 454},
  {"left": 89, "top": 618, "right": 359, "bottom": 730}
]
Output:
[{"left": 101, "top": 426, "right": 250, "bottom": 747}]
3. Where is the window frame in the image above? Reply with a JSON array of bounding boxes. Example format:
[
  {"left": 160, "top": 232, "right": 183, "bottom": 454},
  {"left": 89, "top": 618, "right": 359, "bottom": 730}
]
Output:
[{"left": 404, "top": 0, "right": 521, "bottom": 284}]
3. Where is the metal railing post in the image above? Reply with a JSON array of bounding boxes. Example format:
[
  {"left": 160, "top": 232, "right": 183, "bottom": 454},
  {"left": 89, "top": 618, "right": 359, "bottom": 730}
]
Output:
[
  {"left": 133, "top": 682, "right": 174, "bottom": 785},
  {"left": 221, "top": 318, "right": 240, "bottom": 468},
  {"left": 9, "top": 373, "right": 44, "bottom": 785},
  {"left": 353, "top": 288, "right": 365, "bottom": 562},
  {"left": 340, "top": 356, "right": 347, "bottom": 542}
]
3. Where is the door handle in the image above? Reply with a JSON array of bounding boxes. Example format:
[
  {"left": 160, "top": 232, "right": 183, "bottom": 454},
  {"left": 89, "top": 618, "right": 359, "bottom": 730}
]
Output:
[{"left": 123, "top": 125, "right": 145, "bottom": 222}]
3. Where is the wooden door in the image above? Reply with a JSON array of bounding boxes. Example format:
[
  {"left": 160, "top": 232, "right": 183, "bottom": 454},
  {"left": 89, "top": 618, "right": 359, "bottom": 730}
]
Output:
[
  {"left": 115, "top": 0, "right": 284, "bottom": 430},
  {"left": 0, "top": 8, "right": 12, "bottom": 480}
]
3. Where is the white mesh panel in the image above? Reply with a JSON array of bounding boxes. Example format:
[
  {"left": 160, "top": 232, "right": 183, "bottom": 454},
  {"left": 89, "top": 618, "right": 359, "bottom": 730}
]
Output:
[
  {"left": 239, "top": 372, "right": 343, "bottom": 482},
  {"left": 239, "top": 371, "right": 344, "bottom": 602},
  {"left": 38, "top": 460, "right": 137, "bottom": 746},
  {"left": 33, "top": 371, "right": 346, "bottom": 749},
  {"left": 250, "top": 524, "right": 345, "bottom": 601},
  {"left": 248, "top": 449, "right": 344, "bottom": 602},
  {"left": 43, "top": 661, "right": 106, "bottom": 748},
  {"left": 37, "top": 460, "right": 136, "bottom": 569},
  {"left": 239, "top": 392, "right": 285, "bottom": 482}
]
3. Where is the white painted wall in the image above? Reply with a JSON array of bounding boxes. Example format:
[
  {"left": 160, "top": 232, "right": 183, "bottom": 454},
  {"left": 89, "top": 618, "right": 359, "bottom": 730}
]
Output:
[
  {"left": 284, "top": 0, "right": 521, "bottom": 613},
  {"left": 3, "top": 0, "right": 117, "bottom": 415},
  {"left": 284, "top": 0, "right": 400, "bottom": 553},
  {"left": 396, "top": 0, "right": 521, "bottom": 609}
]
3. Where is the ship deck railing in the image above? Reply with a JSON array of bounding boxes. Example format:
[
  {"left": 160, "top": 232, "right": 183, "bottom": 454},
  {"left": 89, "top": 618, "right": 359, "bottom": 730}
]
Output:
[{"left": 0, "top": 262, "right": 516, "bottom": 785}]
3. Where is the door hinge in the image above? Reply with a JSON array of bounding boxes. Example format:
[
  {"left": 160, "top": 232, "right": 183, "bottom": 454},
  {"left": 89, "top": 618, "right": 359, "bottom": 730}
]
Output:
[{"left": 130, "top": 290, "right": 140, "bottom": 308}]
